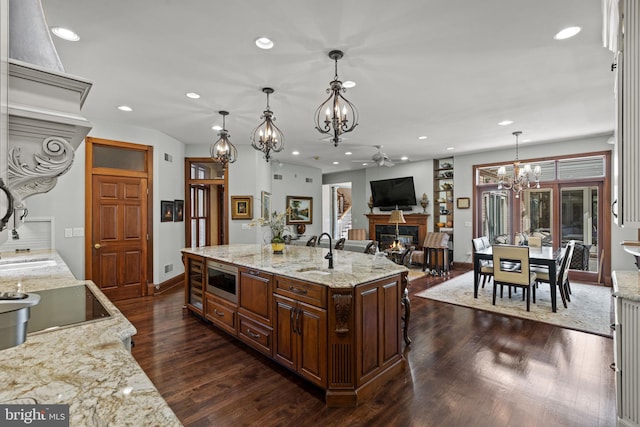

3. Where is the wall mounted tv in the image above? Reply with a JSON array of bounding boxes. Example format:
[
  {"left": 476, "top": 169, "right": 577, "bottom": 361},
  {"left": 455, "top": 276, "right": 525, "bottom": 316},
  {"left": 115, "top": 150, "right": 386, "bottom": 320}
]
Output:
[{"left": 370, "top": 176, "right": 417, "bottom": 211}]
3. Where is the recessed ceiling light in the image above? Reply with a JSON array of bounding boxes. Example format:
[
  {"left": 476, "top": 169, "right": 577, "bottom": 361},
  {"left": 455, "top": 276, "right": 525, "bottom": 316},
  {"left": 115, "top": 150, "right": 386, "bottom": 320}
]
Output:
[
  {"left": 292, "top": 150, "right": 300, "bottom": 156},
  {"left": 345, "top": 151, "right": 352, "bottom": 155},
  {"left": 498, "top": 120, "right": 513, "bottom": 126},
  {"left": 418, "top": 136, "right": 428, "bottom": 140},
  {"left": 185, "top": 92, "right": 200, "bottom": 99},
  {"left": 212, "top": 125, "right": 222, "bottom": 131},
  {"left": 362, "top": 162, "right": 368, "bottom": 166},
  {"left": 117, "top": 105, "right": 133, "bottom": 112},
  {"left": 333, "top": 161, "right": 339, "bottom": 165},
  {"left": 255, "top": 37, "right": 274, "bottom": 50},
  {"left": 554, "top": 26, "right": 581, "bottom": 40},
  {"left": 400, "top": 156, "right": 409, "bottom": 161},
  {"left": 446, "top": 147, "right": 455, "bottom": 151},
  {"left": 343, "top": 81, "right": 356, "bottom": 88},
  {"left": 51, "top": 26, "right": 80, "bottom": 41},
  {"left": 522, "top": 138, "right": 532, "bottom": 143}
]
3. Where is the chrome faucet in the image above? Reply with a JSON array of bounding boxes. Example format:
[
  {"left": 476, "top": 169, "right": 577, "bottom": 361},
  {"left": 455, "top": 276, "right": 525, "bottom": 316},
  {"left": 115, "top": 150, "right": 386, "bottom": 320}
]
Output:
[{"left": 318, "top": 233, "right": 334, "bottom": 269}]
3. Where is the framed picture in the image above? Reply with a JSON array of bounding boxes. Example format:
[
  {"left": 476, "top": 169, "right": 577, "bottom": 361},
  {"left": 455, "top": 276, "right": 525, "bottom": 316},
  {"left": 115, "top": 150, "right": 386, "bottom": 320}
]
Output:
[
  {"left": 457, "top": 197, "right": 470, "bottom": 209},
  {"left": 286, "top": 196, "right": 312, "bottom": 224},
  {"left": 174, "top": 199, "right": 184, "bottom": 222},
  {"left": 261, "top": 191, "right": 271, "bottom": 220},
  {"left": 231, "top": 196, "right": 253, "bottom": 220},
  {"left": 161, "top": 200, "right": 174, "bottom": 222}
]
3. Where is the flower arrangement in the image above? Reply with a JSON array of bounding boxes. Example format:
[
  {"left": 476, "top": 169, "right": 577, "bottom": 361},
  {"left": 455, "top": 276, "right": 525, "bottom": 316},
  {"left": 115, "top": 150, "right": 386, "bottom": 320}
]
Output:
[{"left": 249, "top": 210, "right": 289, "bottom": 243}]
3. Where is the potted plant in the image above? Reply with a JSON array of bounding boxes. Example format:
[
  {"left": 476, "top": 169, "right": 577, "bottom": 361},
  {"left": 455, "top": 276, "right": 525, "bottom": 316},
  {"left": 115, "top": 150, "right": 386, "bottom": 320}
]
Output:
[{"left": 249, "top": 211, "right": 290, "bottom": 254}]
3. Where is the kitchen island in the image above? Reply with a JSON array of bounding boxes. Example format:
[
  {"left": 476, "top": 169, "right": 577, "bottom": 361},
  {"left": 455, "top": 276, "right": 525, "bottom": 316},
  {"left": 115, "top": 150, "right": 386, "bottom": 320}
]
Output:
[
  {"left": 182, "top": 244, "right": 408, "bottom": 407},
  {"left": 0, "top": 250, "right": 181, "bottom": 426}
]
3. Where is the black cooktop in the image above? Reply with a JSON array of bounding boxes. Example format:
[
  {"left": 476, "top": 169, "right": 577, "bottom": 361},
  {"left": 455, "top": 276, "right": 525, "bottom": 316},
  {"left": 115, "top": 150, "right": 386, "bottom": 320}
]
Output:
[{"left": 27, "top": 284, "right": 111, "bottom": 333}]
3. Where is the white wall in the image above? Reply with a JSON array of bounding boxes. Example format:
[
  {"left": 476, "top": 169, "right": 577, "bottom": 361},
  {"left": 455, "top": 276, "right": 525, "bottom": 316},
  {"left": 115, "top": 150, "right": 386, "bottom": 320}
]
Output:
[{"left": 24, "top": 121, "right": 186, "bottom": 285}]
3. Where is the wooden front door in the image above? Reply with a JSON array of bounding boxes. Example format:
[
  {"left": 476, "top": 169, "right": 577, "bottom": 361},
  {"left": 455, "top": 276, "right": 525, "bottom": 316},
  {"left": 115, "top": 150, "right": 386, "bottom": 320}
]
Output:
[{"left": 91, "top": 175, "right": 148, "bottom": 300}]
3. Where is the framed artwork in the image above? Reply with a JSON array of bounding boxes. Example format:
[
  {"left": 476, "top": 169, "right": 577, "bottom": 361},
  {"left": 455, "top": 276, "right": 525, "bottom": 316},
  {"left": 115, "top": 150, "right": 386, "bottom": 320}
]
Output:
[
  {"left": 286, "top": 196, "right": 312, "bottom": 224},
  {"left": 161, "top": 200, "right": 174, "bottom": 222},
  {"left": 261, "top": 191, "right": 271, "bottom": 220},
  {"left": 231, "top": 196, "right": 253, "bottom": 220},
  {"left": 457, "top": 197, "right": 470, "bottom": 209},
  {"left": 174, "top": 200, "right": 184, "bottom": 222}
]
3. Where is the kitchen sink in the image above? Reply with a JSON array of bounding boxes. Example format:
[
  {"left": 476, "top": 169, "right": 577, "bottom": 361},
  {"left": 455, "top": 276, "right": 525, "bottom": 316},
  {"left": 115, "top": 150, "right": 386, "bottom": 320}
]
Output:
[{"left": 0, "top": 258, "right": 56, "bottom": 272}]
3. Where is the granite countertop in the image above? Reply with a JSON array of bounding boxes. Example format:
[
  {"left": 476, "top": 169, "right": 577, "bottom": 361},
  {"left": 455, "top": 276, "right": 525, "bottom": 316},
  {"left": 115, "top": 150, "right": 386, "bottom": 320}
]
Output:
[
  {"left": 612, "top": 270, "right": 640, "bottom": 302},
  {"left": 0, "top": 250, "right": 181, "bottom": 426},
  {"left": 182, "top": 244, "right": 407, "bottom": 288}
]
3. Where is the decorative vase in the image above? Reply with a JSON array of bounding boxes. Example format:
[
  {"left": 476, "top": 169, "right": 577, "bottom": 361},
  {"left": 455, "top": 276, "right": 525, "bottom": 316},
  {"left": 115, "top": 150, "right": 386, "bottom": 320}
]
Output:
[{"left": 271, "top": 237, "right": 285, "bottom": 254}]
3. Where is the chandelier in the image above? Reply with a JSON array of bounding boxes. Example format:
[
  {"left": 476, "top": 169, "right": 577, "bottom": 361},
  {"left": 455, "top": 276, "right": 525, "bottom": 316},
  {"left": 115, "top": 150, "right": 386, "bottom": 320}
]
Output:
[
  {"left": 314, "top": 49, "right": 359, "bottom": 147},
  {"left": 210, "top": 111, "right": 237, "bottom": 169},
  {"left": 251, "top": 87, "right": 284, "bottom": 162},
  {"left": 497, "top": 131, "right": 541, "bottom": 198}
]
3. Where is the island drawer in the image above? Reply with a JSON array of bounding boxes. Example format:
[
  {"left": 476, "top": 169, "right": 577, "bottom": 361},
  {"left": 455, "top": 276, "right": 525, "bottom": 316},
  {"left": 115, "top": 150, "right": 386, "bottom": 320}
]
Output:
[
  {"left": 275, "top": 277, "right": 327, "bottom": 308},
  {"left": 205, "top": 293, "right": 237, "bottom": 336},
  {"left": 238, "top": 314, "right": 273, "bottom": 357}
]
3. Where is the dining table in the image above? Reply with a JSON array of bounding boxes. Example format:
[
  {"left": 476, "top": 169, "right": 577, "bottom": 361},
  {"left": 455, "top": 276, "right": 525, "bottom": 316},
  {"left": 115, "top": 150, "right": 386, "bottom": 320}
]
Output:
[{"left": 473, "top": 245, "right": 566, "bottom": 312}]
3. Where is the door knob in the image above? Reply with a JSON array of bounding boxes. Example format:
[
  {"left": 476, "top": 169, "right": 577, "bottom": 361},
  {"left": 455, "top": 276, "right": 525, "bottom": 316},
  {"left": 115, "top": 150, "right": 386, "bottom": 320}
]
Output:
[{"left": 94, "top": 243, "right": 103, "bottom": 249}]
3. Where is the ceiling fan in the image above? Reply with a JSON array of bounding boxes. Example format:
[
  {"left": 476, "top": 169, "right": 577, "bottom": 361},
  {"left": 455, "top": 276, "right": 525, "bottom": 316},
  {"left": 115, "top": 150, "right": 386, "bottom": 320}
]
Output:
[{"left": 353, "top": 145, "right": 396, "bottom": 167}]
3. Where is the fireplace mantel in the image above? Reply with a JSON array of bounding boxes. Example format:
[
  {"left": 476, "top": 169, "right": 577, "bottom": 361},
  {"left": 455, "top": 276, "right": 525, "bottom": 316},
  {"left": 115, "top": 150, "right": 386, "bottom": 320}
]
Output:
[{"left": 366, "top": 213, "right": 429, "bottom": 248}]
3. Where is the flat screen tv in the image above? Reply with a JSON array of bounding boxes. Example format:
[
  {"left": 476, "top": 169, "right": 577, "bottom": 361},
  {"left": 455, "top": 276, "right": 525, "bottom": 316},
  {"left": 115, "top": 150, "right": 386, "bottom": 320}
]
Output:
[{"left": 370, "top": 176, "right": 417, "bottom": 211}]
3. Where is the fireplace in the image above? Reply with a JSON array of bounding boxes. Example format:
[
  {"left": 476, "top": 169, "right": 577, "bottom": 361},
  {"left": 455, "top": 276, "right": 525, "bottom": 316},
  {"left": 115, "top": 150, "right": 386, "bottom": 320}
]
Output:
[
  {"left": 366, "top": 214, "right": 429, "bottom": 249},
  {"left": 375, "top": 225, "right": 419, "bottom": 250}
]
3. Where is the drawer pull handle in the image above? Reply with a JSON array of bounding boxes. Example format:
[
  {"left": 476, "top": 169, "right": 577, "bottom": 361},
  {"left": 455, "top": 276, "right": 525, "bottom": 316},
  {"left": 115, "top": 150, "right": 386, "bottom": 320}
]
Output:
[
  {"left": 610, "top": 323, "right": 616, "bottom": 331},
  {"left": 248, "top": 270, "right": 260, "bottom": 276},
  {"left": 247, "top": 329, "right": 261, "bottom": 339},
  {"left": 610, "top": 362, "right": 616, "bottom": 371},
  {"left": 289, "top": 286, "right": 308, "bottom": 295},
  {"left": 214, "top": 309, "right": 225, "bottom": 317}
]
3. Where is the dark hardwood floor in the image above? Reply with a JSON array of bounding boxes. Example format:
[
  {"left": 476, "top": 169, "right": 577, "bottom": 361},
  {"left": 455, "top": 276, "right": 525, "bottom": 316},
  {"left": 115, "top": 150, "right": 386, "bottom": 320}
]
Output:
[{"left": 115, "top": 269, "right": 616, "bottom": 427}]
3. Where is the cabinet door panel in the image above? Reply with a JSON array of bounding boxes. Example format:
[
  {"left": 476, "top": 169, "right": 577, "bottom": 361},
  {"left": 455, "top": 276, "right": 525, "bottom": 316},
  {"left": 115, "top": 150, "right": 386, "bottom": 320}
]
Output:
[
  {"left": 273, "top": 295, "right": 296, "bottom": 370},
  {"left": 239, "top": 269, "right": 273, "bottom": 325},
  {"left": 298, "top": 301, "right": 327, "bottom": 388}
]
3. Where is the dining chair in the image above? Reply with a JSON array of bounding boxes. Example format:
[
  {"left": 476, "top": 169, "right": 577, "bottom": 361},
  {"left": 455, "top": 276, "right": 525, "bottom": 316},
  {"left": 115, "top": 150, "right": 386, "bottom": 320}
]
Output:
[
  {"left": 480, "top": 236, "right": 491, "bottom": 248},
  {"left": 364, "top": 240, "right": 378, "bottom": 255},
  {"left": 283, "top": 235, "right": 292, "bottom": 245},
  {"left": 532, "top": 240, "right": 575, "bottom": 308},
  {"left": 492, "top": 245, "right": 537, "bottom": 311},
  {"left": 472, "top": 237, "right": 493, "bottom": 287},
  {"left": 334, "top": 237, "right": 346, "bottom": 250},
  {"left": 306, "top": 235, "right": 318, "bottom": 247}
]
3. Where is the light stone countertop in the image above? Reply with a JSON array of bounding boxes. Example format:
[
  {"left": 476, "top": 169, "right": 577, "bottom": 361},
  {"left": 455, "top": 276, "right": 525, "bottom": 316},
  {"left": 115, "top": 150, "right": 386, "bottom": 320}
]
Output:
[
  {"left": 612, "top": 270, "right": 640, "bottom": 302},
  {"left": 182, "top": 243, "right": 408, "bottom": 287},
  {"left": 0, "top": 249, "right": 181, "bottom": 426}
]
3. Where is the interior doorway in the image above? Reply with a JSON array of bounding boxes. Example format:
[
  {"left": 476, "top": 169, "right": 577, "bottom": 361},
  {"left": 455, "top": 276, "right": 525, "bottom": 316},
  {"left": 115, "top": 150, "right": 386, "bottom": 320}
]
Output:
[
  {"left": 85, "top": 137, "right": 153, "bottom": 301},
  {"left": 185, "top": 158, "right": 228, "bottom": 247},
  {"left": 322, "top": 182, "right": 352, "bottom": 239}
]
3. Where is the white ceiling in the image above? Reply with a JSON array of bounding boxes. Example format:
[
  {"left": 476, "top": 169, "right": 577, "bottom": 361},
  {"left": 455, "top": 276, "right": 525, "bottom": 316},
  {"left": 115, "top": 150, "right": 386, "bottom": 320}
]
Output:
[{"left": 41, "top": 0, "right": 615, "bottom": 173}]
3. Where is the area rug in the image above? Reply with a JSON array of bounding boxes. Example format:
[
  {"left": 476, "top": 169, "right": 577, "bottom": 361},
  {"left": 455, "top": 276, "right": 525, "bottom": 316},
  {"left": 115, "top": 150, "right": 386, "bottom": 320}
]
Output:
[{"left": 415, "top": 271, "right": 613, "bottom": 337}]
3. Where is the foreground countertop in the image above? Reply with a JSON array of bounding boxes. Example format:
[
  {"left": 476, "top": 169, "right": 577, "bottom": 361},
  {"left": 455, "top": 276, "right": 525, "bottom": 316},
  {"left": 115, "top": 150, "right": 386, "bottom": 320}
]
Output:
[
  {"left": 0, "top": 250, "right": 181, "bottom": 426},
  {"left": 182, "top": 244, "right": 407, "bottom": 287},
  {"left": 612, "top": 270, "right": 640, "bottom": 302}
]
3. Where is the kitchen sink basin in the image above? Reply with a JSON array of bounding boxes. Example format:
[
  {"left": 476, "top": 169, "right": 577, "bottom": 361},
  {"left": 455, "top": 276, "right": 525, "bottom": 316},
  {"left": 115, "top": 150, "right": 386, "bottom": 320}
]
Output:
[
  {"left": 296, "top": 267, "right": 331, "bottom": 275},
  {"left": 0, "top": 258, "right": 56, "bottom": 272},
  {"left": 0, "top": 292, "right": 41, "bottom": 350}
]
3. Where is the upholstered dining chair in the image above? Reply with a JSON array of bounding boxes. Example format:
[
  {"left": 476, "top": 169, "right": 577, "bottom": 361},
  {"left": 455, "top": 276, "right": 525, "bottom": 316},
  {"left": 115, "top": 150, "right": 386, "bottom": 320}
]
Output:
[
  {"left": 532, "top": 240, "right": 575, "bottom": 308},
  {"left": 334, "top": 237, "right": 346, "bottom": 250},
  {"left": 492, "top": 245, "right": 537, "bottom": 311},
  {"left": 283, "top": 235, "right": 292, "bottom": 245},
  {"left": 306, "top": 235, "right": 317, "bottom": 247},
  {"left": 472, "top": 237, "right": 493, "bottom": 288}
]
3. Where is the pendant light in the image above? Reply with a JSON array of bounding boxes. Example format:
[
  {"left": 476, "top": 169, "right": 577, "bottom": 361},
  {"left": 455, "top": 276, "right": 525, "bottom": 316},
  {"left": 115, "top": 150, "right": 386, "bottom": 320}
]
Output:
[
  {"left": 251, "top": 87, "right": 284, "bottom": 162},
  {"left": 210, "top": 111, "right": 237, "bottom": 169}
]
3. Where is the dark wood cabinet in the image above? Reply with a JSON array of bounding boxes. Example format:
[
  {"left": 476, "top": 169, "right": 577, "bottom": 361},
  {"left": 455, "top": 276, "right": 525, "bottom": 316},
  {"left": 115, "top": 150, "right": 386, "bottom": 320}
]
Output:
[
  {"left": 274, "top": 293, "right": 327, "bottom": 388},
  {"left": 204, "top": 293, "right": 237, "bottom": 335},
  {"left": 239, "top": 268, "right": 273, "bottom": 325}
]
